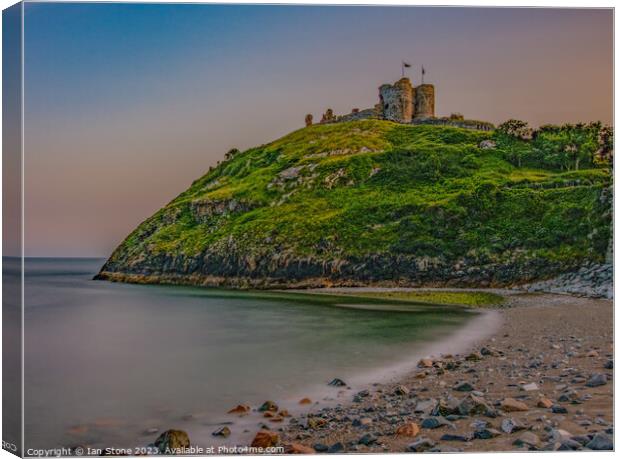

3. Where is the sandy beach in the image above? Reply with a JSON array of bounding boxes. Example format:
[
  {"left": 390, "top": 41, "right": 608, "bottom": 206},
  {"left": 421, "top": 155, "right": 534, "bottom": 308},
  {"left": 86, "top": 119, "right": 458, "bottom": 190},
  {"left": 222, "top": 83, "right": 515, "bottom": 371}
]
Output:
[{"left": 256, "top": 290, "right": 615, "bottom": 453}]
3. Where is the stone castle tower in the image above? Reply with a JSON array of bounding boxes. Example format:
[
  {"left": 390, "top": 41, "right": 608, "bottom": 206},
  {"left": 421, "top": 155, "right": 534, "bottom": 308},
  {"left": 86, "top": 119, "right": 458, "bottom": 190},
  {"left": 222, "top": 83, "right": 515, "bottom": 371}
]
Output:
[
  {"left": 379, "top": 77, "right": 435, "bottom": 123},
  {"left": 414, "top": 84, "right": 435, "bottom": 120},
  {"left": 379, "top": 78, "right": 414, "bottom": 123}
]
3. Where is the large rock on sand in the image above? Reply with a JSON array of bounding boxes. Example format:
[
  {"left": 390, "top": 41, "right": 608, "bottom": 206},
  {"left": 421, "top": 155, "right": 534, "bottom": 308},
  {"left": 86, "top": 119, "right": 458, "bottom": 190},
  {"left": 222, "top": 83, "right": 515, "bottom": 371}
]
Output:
[
  {"left": 500, "top": 398, "right": 529, "bottom": 412},
  {"left": 251, "top": 430, "right": 279, "bottom": 448},
  {"left": 586, "top": 432, "right": 613, "bottom": 450},
  {"left": 585, "top": 373, "right": 607, "bottom": 387},
  {"left": 153, "top": 430, "right": 190, "bottom": 454},
  {"left": 431, "top": 397, "right": 461, "bottom": 416},
  {"left": 259, "top": 401, "right": 279, "bottom": 412},
  {"left": 228, "top": 404, "right": 251, "bottom": 415},
  {"left": 458, "top": 394, "right": 493, "bottom": 416},
  {"left": 395, "top": 422, "right": 420, "bottom": 437},
  {"left": 407, "top": 438, "right": 436, "bottom": 452}
]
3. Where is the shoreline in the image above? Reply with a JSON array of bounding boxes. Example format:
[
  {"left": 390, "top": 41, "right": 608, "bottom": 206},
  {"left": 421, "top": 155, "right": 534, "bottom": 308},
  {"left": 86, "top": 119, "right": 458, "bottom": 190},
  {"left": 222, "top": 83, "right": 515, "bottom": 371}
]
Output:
[
  {"left": 336, "top": 308, "right": 503, "bottom": 391},
  {"left": 67, "top": 285, "right": 612, "bottom": 453},
  {"left": 186, "top": 295, "right": 504, "bottom": 450},
  {"left": 92, "top": 270, "right": 601, "bottom": 294},
  {"left": 267, "top": 289, "right": 613, "bottom": 452}
]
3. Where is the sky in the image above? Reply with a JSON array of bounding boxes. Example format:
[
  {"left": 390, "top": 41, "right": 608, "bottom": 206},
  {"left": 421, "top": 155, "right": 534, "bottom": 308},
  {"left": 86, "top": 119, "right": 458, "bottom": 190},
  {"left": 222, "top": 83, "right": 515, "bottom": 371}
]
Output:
[{"left": 6, "top": 3, "right": 613, "bottom": 257}]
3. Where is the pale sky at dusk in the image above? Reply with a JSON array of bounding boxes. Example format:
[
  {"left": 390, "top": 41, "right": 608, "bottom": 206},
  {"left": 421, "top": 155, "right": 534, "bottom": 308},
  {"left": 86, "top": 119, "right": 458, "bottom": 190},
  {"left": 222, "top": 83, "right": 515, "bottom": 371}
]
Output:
[{"left": 10, "top": 3, "right": 613, "bottom": 257}]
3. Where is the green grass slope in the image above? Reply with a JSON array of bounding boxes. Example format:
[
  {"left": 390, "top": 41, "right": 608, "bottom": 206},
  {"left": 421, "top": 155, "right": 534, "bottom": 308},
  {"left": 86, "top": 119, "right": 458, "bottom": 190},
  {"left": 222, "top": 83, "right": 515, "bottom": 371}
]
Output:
[{"left": 96, "top": 120, "right": 612, "bottom": 288}]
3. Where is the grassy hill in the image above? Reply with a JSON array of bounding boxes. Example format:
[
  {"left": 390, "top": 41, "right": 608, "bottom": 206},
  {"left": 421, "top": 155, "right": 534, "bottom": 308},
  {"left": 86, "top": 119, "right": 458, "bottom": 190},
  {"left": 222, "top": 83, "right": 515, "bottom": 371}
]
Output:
[{"left": 96, "top": 120, "right": 612, "bottom": 288}]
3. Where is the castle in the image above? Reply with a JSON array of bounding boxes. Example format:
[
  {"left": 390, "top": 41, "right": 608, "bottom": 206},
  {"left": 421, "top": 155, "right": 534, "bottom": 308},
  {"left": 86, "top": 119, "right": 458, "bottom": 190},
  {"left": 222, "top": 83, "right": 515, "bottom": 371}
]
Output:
[
  {"left": 306, "top": 77, "right": 494, "bottom": 131},
  {"left": 379, "top": 77, "right": 434, "bottom": 123}
]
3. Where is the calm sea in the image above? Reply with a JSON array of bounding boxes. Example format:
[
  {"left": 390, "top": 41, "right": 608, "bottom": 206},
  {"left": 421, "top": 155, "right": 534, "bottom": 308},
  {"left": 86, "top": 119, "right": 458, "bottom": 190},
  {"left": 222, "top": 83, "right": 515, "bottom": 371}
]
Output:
[{"left": 14, "top": 258, "right": 494, "bottom": 450}]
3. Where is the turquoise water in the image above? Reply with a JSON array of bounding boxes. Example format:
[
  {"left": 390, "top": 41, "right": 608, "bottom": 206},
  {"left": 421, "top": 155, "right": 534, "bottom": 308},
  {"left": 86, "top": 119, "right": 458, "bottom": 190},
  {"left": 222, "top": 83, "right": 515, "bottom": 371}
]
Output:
[{"left": 21, "top": 258, "right": 480, "bottom": 450}]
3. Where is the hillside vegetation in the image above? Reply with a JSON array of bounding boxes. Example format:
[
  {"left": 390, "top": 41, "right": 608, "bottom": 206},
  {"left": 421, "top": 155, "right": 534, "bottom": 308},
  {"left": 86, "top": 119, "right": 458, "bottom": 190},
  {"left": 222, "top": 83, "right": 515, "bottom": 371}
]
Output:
[{"left": 96, "top": 120, "right": 612, "bottom": 288}]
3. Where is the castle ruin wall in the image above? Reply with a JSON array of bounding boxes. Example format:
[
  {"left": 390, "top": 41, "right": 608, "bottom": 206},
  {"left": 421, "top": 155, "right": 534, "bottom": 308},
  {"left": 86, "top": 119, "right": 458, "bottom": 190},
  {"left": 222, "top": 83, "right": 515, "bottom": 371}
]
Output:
[
  {"left": 379, "top": 78, "right": 414, "bottom": 123},
  {"left": 414, "top": 84, "right": 435, "bottom": 119}
]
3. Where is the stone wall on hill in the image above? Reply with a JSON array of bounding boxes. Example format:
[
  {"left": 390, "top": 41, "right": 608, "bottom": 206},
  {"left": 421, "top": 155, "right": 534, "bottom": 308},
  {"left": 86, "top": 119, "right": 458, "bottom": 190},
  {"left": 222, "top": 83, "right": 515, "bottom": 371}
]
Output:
[{"left": 413, "top": 117, "right": 495, "bottom": 131}]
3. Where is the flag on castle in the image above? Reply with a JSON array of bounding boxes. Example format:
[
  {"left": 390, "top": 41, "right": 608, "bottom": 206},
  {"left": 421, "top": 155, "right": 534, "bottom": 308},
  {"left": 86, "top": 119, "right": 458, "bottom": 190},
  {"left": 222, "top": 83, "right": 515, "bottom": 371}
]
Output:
[
  {"left": 421, "top": 65, "right": 426, "bottom": 83},
  {"left": 401, "top": 61, "right": 411, "bottom": 77}
]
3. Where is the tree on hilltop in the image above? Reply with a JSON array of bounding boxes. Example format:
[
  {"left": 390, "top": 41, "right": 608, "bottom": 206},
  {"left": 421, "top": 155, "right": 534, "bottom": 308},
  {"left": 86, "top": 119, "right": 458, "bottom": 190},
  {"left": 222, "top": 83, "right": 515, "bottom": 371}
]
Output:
[{"left": 497, "top": 119, "right": 533, "bottom": 140}]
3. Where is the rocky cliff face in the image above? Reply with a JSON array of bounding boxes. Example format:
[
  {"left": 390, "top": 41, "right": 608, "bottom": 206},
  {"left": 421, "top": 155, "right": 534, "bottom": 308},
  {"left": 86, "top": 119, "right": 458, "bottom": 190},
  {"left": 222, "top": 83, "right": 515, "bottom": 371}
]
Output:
[
  {"left": 95, "top": 120, "right": 612, "bottom": 289},
  {"left": 519, "top": 263, "right": 612, "bottom": 299}
]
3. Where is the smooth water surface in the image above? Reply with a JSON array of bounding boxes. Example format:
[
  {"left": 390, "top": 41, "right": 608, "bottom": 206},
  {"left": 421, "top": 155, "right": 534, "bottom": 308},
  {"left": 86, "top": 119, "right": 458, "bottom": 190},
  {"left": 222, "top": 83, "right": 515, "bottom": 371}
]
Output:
[{"left": 22, "top": 258, "right": 483, "bottom": 450}]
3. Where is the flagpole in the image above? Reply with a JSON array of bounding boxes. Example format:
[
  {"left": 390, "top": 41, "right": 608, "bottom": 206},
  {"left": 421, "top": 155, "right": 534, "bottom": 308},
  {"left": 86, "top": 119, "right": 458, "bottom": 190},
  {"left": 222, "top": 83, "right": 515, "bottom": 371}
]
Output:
[{"left": 401, "top": 62, "right": 404, "bottom": 78}]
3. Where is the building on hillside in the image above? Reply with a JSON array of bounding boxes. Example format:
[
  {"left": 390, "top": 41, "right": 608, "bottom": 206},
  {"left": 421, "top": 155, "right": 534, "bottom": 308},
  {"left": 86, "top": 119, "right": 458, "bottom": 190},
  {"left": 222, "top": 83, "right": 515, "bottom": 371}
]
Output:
[{"left": 307, "top": 76, "right": 493, "bottom": 131}]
